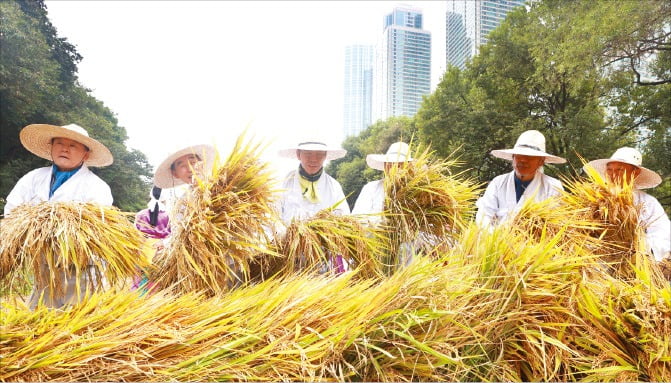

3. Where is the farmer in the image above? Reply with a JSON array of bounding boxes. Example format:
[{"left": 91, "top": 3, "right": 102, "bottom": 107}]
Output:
[
  {"left": 4, "top": 123, "right": 114, "bottom": 309},
  {"left": 277, "top": 140, "right": 350, "bottom": 223},
  {"left": 476, "top": 130, "right": 566, "bottom": 228},
  {"left": 276, "top": 139, "right": 349, "bottom": 272},
  {"left": 152, "top": 143, "right": 216, "bottom": 221},
  {"left": 585, "top": 147, "right": 670, "bottom": 262},
  {"left": 352, "top": 141, "right": 413, "bottom": 220}
]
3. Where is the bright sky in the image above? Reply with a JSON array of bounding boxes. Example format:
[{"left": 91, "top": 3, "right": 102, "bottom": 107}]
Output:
[{"left": 45, "top": 1, "right": 447, "bottom": 178}]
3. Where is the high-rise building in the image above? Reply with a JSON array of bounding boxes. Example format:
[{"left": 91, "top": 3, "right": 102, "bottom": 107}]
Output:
[
  {"left": 372, "top": 5, "right": 431, "bottom": 121},
  {"left": 446, "top": 0, "right": 527, "bottom": 70},
  {"left": 343, "top": 45, "right": 374, "bottom": 137}
]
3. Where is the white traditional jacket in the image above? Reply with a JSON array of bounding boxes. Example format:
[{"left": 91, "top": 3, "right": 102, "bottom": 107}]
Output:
[
  {"left": 277, "top": 169, "right": 350, "bottom": 224},
  {"left": 475, "top": 170, "right": 563, "bottom": 228},
  {"left": 636, "top": 190, "right": 671, "bottom": 261},
  {"left": 352, "top": 179, "right": 385, "bottom": 223},
  {"left": 4, "top": 165, "right": 113, "bottom": 216}
]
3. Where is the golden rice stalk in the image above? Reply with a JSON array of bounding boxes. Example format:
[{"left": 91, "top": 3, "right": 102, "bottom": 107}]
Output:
[
  {"left": 509, "top": 193, "right": 604, "bottom": 257},
  {"left": 150, "top": 133, "right": 281, "bottom": 296},
  {"left": 383, "top": 146, "right": 479, "bottom": 238},
  {"left": 561, "top": 165, "right": 648, "bottom": 279},
  {"left": 274, "top": 209, "right": 388, "bottom": 278},
  {"left": 0, "top": 202, "right": 148, "bottom": 299},
  {"left": 573, "top": 266, "right": 671, "bottom": 382},
  {"left": 2, "top": 205, "right": 670, "bottom": 382},
  {"left": 382, "top": 145, "right": 480, "bottom": 269}
]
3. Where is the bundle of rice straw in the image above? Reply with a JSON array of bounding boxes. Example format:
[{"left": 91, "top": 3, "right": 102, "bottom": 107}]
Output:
[
  {"left": 0, "top": 202, "right": 148, "bottom": 299},
  {"left": 150, "top": 133, "right": 281, "bottom": 295},
  {"left": 274, "top": 209, "right": 388, "bottom": 278},
  {"left": 509, "top": 193, "right": 603, "bottom": 252},
  {"left": 382, "top": 146, "right": 479, "bottom": 267},
  {"left": 2, "top": 220, "right": 670, "bottom": 381},
  {"left": 561, "top": 165, "right": 648, "bottom": 278}
]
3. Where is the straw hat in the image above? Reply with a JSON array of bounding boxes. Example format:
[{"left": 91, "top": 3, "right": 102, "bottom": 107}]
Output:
[
  {"left": 366, "top": 142, "right": 414, "bottom": 171},
  {"left": 19, "top": 123, "right": 113, "bottom": 167},
  {"left": 278, "top": 141, "right": 347, "bottom": 160},
  {"left": 153, "top": 144, "right": 216, "bottom": 188},
  {"left": 490, "top": 130, "right": 566, "bottom": 164},
  {"left": 585, "top": 147, "right": 662, "bottom": 189}
]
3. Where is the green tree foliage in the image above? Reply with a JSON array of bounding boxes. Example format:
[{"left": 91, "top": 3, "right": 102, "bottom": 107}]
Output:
[
  {"left": 0, "top": 0, "right": 151, "bottom": 213},
  {"left": 327, "top": 117, "right": 415, "bottom": 208}
]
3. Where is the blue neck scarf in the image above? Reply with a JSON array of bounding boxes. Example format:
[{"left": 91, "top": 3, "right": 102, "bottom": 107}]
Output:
[
  {"left": 514, "top": 175, "right": 532, "bottom": 202},
  {"left": 50, "top": 164, "right": 82, "bottom": 198}
]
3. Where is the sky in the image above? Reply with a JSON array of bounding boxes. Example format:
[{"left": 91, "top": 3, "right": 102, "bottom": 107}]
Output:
[{"left": 45, "top": 1, "right": 447, "bottom": 178}]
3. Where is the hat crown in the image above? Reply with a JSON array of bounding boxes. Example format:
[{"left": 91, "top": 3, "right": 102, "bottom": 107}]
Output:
[
  {"left": 610, "top": 147, "right": 642, "bottom": 167},
  {"left": 60, "top": 124, "right": 90, "bottom": 138},
  {"left": 385, "top": 142, "right": 410, "bottom": 158},
  {"left": 513, "top": 130, "right": 546, "bottom": 153}
]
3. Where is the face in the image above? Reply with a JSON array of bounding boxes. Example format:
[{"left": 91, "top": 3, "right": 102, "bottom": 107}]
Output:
[
  {"left": 171, "top": 154, "right": 202, "bottom": 185},
  {"left": 605, "top": 161, "right": 640, "bottom": 185},
  {"left": 512, "top": 154, "right": 545, "bottom": 181},
  {"left": 51, "top": 137, "right": 90, "bottom": 171},
  {"left": 297, "top": 150, "right": 327, "bottom": 175}
]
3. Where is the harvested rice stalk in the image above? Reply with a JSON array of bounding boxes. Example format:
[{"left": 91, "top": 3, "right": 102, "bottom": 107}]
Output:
[
  {"left": 509, "top": 194, "right": 603, "bottom": 253},
  {"left": 0, "top": 202, "right": 148, "bottom": 299},
  {"left": 274, "top": 209, "right": 388, "bottom": 278},
  {"left": 151, "top": 133, "right": 281, "bottom": 295},
  {"left": 382, "top": 145, "right": 480, "bottom": 269},
  {"left": 561, "top": 166, "right": 647, "bottom": 279}
]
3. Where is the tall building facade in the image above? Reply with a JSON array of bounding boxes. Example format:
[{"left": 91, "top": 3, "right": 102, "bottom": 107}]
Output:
[
  {"left": 372, "top": 5, "right": 431, "bottom": 121},
  {"left": 446, "top": 0, "right": 527, "bottom": 70},
  {"left": 343, "top": 45, "right": 374, "bottom": 137}
]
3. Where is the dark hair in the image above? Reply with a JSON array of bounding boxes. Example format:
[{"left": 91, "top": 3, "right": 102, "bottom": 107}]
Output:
[{"left": 151, "top": 186, "right": 162, "bottom": 200}]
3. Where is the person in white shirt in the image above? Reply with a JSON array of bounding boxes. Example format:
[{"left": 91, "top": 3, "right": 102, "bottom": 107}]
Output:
[
  {"left": 585, "top": 147, "right": 670, "bottom": 262},
  {"left": 276, "top": 141, "right": 349, "bottom": 223},
  {"left": 475, "top": 130, "right": 567, "bottom": 229},
  {"left": 4, "top": 123, "right": 114, "bottom": 309},
  {"left": 352, "top": 142, "right": 413, "bottom": 222},
  {"left": 276, "top": 140, "right": 349, "bottom": 272}
]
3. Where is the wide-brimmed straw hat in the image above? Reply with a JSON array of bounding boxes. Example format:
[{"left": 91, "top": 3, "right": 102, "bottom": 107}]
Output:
[
  {"left": 153, "top": 144, "right": 216, "bottom": 188},
  {"left": 19, "top": 123, "right": 113, "bottom": 167},
  {"left": 585, "top": 147, "right": 662, "bottom": 189},
  {"left": 278, "top": 141, "right": 347, "bottom": 160},
  {"left": 490, "top": 130, "right": 566, "bottom": 164},
  {"left": 366, "top": 142, "right": 414, "bottom": 171}
]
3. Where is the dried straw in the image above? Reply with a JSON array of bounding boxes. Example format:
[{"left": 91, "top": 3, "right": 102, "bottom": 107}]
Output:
[
  {"left": 274, "top": 210, "right": 388, "bottom": 278},
  {"left": 0, "top": 202, "right": 148, "bottom": 300},
  {"left": 382, "top": 146, "right": 480, "bottom": 270},
  {"left": 150, "top": 133, "right": 280, "bottom": 295}
]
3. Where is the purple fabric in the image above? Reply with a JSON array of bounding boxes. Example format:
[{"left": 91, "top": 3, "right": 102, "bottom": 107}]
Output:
[{"left": 135, "top": 208, "right": 171, "bottom": 239}]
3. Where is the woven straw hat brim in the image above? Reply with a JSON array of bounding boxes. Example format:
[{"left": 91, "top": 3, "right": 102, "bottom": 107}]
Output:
[
  {"left": 366, "top": 153, "right": 414, "bottom": 171},
  {"left": 491, "top": 147, "right": 566, "bottom": 164},
  {"left": 584, "top": 159, "right": 662, "bottom": 189},
  {"left": 278, "top": 144, "right": 346, "bottom": 160},
  {"left": 20, "top": 124, "right": 113, "bottom": 167},
  {"left": 153, "top": 144, "right": 216, "bottom": 189}
]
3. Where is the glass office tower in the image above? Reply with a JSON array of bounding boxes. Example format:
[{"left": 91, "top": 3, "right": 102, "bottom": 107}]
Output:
[{"left": 373, "top": 5, "right": 431, "bottom": 121}]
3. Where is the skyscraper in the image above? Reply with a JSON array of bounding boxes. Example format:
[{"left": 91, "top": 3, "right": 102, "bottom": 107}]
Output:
[
  {"left": 446, "top": 0, "right": 527, "bottom": 70},
  {"left": 343, "top": 45, "right": 374, "bottom": 137},
  {"left": 372, "top": 5, "right": 431, "bottom": 121}
]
